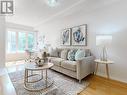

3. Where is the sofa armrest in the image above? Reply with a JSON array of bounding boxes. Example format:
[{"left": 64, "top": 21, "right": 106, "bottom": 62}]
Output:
[{"left": 76, "top": 56, "right": 95, "bottom": 81}]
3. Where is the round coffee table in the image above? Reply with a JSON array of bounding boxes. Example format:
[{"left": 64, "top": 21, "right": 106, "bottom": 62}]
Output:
[{"left": 24, "top": 63, "right": 54, "bottom": 91}]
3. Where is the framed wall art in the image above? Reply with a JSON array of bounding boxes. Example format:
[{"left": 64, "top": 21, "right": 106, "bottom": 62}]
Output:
[
  {"left": 61, "top": 28, "right": 71, "bottom": 45},
  {"left": 71, "top": 24, "right": 87, "bottom": 46}
]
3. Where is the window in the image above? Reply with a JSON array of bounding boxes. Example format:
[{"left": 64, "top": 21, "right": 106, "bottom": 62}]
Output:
[
  {"left": 7, "top": 29, "right": 36, "bottom": 53},
  {"left": 7, "top": 31, "right": 16, "bottom": 53},
  {"left": 18, "top": 32, "right": 26, "bottom": 52},
  {"left": 28, "top": 33, "right": 35, "bottom": 51}
]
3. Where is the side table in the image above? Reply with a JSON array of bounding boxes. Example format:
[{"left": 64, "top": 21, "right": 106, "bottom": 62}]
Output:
[{"left": 94, "top": 59, "right": 114, "bottom": 79}]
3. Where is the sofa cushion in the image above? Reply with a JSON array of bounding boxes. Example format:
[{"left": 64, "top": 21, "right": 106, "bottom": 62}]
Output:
[
  {"left": 85, "top": 49, "right": 91, "bottom": 57},
  {"left": 67, "top": 49, "right": 77, "bottom": 61},
  {"left": 47, "top": 57, "right": 57, "bottom": 62},
  {"left": 61, "top": 60, "right": 77, "bottom": 72},
  {"left": 61, "top": 49, "right": 69, "bottom": 59},
  {"left": 57, "top": 48, "right": 63, "bottom": 58},
  {"left": 49, "top": 48, "right": 59, "bottom": 57},
  {"left": 51, "top": 58, "right": 65, "bottom": 66},
  {"left": 75, "top": 49, "right": 85, "bottom": 60}
]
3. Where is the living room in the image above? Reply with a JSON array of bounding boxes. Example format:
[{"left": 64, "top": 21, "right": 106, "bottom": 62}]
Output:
[{"left": 0, "top": 0, "right": 127, "bottom": 95}]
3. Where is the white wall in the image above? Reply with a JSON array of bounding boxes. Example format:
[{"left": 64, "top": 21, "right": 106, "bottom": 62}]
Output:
[
  {"left": 6, "top": 22, "right": 34, "bottom": 31},
  {"left": 35, "top": 0, "right": 127, "bottom": 83},
  {"left": 0, "top": 17, "right": 6, "bottom": 68}
]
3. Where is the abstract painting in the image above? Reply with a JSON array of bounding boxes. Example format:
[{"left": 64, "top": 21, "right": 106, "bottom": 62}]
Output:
[
  {"left": 61, "top": 28, "right": 71, "bottom": 45},
  {"left": 71, "top": 24, "right": 87, "bottom": 46}
]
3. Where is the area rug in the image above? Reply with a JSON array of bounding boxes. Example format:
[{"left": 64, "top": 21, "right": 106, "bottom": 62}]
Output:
[{"left": 9, "top": 69, "right": 89, "bottom": 95}]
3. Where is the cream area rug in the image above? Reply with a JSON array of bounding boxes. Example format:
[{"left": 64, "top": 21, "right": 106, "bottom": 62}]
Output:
[{"left": 9, "top": 69, "right": 89, "bottom": 95}]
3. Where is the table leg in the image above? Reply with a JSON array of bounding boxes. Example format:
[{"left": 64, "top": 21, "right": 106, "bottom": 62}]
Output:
[
  {"left": 24, "top": 69, "right": 27, "bottom": 86},
  {"left": 26, "top": 69, "right": 28, "bottom": 82},
  {"left": 106, "top": 64, "right": 109, "bottom": 79},
  {"left": 45, "top": 69, "right": 47, "bottom": 87},
  {"left": 41, "top": 70, "right": 43, "bottom": 79},
  {"left": 31, "top": 70, "right": 33, "bottom": 75},
  {"left": 95, "top": 63, "right": 98, "bottom": 75}
]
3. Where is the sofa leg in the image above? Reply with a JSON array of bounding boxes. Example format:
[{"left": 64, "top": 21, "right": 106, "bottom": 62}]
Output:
[
  {"left": 91, "top": 72, "right": 94, "bottom": 75},
  {"left": 79, "top": 79, "right": 81, "bottom": 83}
]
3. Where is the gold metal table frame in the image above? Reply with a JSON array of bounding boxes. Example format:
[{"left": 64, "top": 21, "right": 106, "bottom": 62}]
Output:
[{"left": 24, "top": 63, "right": 54, "bottom": 91}]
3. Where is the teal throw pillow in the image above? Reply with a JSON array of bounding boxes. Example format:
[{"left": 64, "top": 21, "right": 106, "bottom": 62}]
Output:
[
  {"left": 67, "top": 50, "right": 77, "bottom": 61},
  {"left": 75, "top": 49, "right": 85, "bottom": 60}
]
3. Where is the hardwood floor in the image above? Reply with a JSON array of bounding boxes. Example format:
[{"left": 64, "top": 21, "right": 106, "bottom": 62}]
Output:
[
  {"left": 79, "top": 75, "right": 127, "bottom": 95},
  {"left": 0, "top": 61, "right": 25, "bottom": 95},
  {"left": 0, "top": 62, "right": 127, "bottom": 95},
  {"left": 0, "top": 74, "right": 16, "bottom": 95}
]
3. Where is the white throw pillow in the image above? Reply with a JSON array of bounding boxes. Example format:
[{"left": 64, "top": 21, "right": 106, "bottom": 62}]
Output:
[
  {"left": 75, "top": 49, "right": 85, "bottom": 60},
  {"left": 49, "top": 48, "right": 58, "bottom": 57},
  {"left": 61, "top": 49, "right": 69, "bottom": 59}
]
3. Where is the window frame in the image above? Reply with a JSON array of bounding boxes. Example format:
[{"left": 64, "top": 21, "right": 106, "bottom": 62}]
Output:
[
  {"left": 7, "top": 31, "right": 17, "bottom": 53},
  {"left": 18, "top": 31, "right": 27, "bottom": 53},
  {"left": 27, "top": 32, "right": 36, "bottom": 51},
  {"left": 6, "top": 29, "right": 37, "bottom": 54}
]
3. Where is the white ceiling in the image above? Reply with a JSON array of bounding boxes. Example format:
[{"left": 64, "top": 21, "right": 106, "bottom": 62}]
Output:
[{"left": 6, "top": 0, "right": 120, "bottom": 27}]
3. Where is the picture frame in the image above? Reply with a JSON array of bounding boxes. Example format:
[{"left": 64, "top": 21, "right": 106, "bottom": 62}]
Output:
[
  {"left": 60, "top": 28, "right": 71, "bottom": 46},
  {"left": 71, "top": 24, "right": 87, "bottom": 46}
]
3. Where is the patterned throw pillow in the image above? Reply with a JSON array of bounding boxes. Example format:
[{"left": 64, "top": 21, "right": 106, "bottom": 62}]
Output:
[
  {"left": 75, "top": 49, "right": 85, "bottom": 60},
  {"left": 67, "top": 50, "right": 77, "bottom": 61}
]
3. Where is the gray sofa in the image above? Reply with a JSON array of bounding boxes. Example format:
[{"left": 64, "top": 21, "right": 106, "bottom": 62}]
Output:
[{"left": 48, "top": 48, "right": 95, "bottom": 82}]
